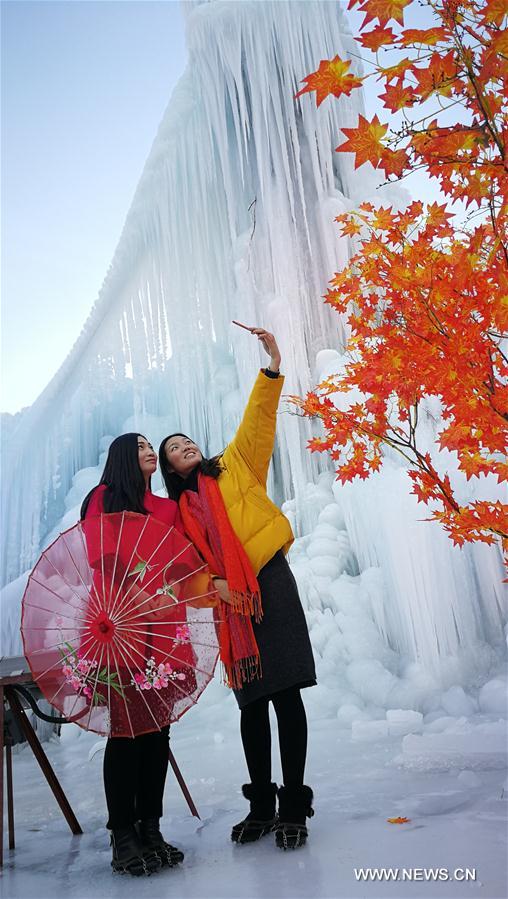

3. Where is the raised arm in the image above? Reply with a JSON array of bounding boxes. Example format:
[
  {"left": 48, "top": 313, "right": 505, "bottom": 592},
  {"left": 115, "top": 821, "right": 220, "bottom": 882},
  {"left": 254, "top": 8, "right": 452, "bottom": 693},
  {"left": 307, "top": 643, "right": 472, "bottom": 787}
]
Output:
[{"left": 223, "top": 329, "right": 283, "bottom": 486}]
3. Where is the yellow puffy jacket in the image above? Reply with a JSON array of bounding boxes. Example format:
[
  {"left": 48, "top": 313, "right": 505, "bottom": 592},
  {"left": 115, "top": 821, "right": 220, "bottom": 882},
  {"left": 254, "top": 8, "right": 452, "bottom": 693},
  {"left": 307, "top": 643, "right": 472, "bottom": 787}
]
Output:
[{"left": 217, "top": 369, "right": 294, "bottom": 575}]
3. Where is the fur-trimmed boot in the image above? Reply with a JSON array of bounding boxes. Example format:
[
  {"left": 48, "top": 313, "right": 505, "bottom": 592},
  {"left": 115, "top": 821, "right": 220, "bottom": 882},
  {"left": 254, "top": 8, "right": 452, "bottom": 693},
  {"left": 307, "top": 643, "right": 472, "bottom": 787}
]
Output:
[
  {"left": 231, "top": 782, "right": 278, "bottom": 844},
  {"left": 274, "top": 785, "right": 314, "bottom": 850},
  {"left": 110, "top": 825, "right": 161, "bottom": 876},
  {"left": 137, "top": 818, "right": 185, "bottom": 868}
]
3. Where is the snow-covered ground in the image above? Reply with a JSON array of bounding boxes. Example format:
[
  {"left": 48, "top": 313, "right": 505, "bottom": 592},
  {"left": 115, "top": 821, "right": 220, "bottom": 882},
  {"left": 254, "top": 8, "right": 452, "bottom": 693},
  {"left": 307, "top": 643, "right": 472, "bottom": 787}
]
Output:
[{"left": 3, "top": 675, "right": 507, "bottom": 899}]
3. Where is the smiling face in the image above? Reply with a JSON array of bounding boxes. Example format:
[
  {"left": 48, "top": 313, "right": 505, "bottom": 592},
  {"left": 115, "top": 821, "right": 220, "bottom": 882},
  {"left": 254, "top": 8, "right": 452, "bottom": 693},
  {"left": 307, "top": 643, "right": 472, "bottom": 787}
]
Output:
[
  {"left": 163, "top": 435, "right": 203, "bottom": 478},
  {"left": 137, "top": 436, "right": 158, "bottom": 481}
]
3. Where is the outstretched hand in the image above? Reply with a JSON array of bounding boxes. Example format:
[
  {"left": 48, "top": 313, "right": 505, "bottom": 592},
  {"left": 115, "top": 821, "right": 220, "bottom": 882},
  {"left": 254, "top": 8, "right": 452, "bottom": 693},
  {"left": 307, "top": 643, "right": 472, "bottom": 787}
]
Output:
[{"left": 251, "top": 328, "right": 281, "bottom": 372}]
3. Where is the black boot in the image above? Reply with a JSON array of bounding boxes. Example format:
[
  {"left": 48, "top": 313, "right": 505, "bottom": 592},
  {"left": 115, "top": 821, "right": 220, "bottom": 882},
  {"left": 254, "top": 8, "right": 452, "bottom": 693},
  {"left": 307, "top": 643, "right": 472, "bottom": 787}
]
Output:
[
  {"left": 274, "top": 785, "right": 314, "bottom": 850},
  {"left": 231, "top": 782, "right": 278, "bottom": 844},
  {"left": 137, "top": 818, "right": 185, "bottom": 868},
  {"left": 110, "top": 825, "right": 161, "bottom": 876}
]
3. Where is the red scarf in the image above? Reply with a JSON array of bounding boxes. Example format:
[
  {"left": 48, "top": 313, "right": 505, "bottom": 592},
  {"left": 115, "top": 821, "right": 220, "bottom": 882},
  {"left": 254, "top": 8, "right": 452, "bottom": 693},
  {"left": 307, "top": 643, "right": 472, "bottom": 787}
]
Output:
[{"left": 179, "top": 474, "right": 262, "bottom": 690}]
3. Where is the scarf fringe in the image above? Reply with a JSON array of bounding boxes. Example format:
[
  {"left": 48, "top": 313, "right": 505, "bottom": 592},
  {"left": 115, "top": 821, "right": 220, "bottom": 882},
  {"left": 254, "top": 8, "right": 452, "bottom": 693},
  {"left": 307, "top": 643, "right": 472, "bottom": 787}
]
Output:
[
  {"left": 230, "top": 589, "right": 263, "bottom": 623},
  {"left": 220, "top": 655, "right": 263, "bottom": 691}
]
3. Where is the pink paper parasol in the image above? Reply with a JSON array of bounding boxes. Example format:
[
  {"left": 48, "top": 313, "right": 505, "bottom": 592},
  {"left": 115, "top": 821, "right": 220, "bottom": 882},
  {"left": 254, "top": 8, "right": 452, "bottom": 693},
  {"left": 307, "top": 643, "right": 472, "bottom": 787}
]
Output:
[{"left": 21, "top": 512, "right": 220, "bottom": 737}]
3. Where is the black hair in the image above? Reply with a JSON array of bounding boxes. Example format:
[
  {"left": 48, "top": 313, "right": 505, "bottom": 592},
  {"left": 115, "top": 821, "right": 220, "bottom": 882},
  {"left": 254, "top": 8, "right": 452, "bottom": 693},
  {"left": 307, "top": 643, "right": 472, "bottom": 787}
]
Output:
[
  {"left": 158, "top": 433, "right": 223, "bottom": 500},
  {"left": 80, "top": 433, "right": 152, "bottom": 519}
]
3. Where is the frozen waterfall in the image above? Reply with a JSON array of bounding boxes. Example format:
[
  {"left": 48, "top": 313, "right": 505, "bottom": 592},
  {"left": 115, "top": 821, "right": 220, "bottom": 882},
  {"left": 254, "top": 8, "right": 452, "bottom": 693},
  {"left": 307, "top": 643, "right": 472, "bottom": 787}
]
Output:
[{"left": 1, "top": 0, "right": 371, "bottom": 584}]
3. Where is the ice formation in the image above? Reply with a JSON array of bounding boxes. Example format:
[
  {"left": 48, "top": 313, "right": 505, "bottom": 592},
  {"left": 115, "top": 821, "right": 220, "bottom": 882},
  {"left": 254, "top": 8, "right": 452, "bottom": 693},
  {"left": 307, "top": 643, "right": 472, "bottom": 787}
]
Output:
[
  {"left": 1, "top": 0, "right": 506, "bottom": 712},
  {"left": 2, "top": 0, "right": 373, "bottom": 585}
]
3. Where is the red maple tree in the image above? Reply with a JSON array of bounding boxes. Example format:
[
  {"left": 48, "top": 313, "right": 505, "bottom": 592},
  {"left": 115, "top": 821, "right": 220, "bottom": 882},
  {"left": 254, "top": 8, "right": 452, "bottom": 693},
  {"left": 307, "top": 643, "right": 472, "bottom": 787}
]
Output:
[{"left": 293, "top": 0, "right": 507, "bottom": 553}]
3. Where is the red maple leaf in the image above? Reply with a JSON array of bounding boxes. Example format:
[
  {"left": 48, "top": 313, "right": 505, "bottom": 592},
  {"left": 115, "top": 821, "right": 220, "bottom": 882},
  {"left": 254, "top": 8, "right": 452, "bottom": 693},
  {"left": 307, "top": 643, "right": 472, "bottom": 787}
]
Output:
[
  {"left": 295, "top": 56, "right": 362, "bottom": 106},
  {"left": 360, "top": 25, "right": 396, "bottom": 51},
  {"left": 481, "top": 0, "right": 508, "bottom": 26},
  {"left": 336, "top": 114, "right": 388, "bottom": 168},
  {"left": 358, "top": 0, "right": 412, "bottom": 28},
  {"left": 412, "top": 50, "right": 459, "bottom": 99},
  {"left": 379, "top": 80, "right": 416, "bottom": 110},
  {"left": 399, "top": 27, "right": 448, "bottom": 46}
]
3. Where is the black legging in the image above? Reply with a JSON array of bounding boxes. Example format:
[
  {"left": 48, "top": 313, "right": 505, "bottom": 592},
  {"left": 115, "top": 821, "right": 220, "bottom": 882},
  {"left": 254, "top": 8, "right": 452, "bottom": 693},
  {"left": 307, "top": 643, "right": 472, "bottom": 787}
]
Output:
[
  {"left": 103, "top": 726, "right": 170, "bottom": 829},
  {"left": 240, "top": 686, "right": 307, "bottom": 787}
]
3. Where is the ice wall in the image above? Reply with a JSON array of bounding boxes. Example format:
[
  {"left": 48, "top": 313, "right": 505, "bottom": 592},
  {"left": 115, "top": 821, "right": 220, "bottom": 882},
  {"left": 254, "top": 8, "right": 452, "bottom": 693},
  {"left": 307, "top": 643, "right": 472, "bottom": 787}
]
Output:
[{"left": 1, "top": 0, "right": 380, "bottom": 585}]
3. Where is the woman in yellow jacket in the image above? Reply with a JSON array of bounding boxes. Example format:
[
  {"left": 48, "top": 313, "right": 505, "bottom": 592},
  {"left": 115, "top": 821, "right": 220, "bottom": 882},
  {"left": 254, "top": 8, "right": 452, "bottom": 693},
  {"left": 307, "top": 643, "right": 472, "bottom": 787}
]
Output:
[{"left": 158, "top": 329, "right": 316, "bottom": 851}]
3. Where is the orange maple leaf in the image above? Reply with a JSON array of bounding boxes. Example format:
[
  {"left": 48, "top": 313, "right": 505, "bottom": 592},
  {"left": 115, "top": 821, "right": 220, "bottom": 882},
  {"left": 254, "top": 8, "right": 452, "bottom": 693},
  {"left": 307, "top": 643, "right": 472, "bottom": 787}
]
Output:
[
  {"left": 380, "top": 147, "right": 409, "bottom": 176},
  {"left": 425, "top": 202, "right": 451, "bottom": 231},
  {"left": 378, "top": 57, "right": 413, "bottom": 83},
  {"left": 340, "top": 218, "right": 363, "bottom": 237},
  {"left": 399, "top": 27, "right": 448, "bottom": 46},
  {"left": 372, "top": 206, "right": 395, "bottom": 230},
  {"left": 359, "top": 25, "right": 396, "bottom": 51},
  {"left": 387, "top": 816, "right": 411, "bottom": 824},
  {"left": 379, "top": 80, "right": 415, "bottom": 110},
  {"left": 295, "top": 56, "right": 363, "bottom": 106},
  {"left": 481, "top": 0, "right": 508, "bottom": 26},
  {"left": 336, "top": 114, "right": 388, "bottom": 169},
  {"left": 412, "top": 50, "right": 459, "bottom": 99},
  {"left": 358, "top": 0, "right": 411, "bottom": 28}
]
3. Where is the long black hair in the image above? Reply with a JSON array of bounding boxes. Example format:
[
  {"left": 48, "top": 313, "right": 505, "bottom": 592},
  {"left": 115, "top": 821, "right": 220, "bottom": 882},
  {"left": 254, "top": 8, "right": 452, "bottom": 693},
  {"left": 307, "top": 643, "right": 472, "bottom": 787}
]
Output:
[
  {"left": 158, "top": 433, "right": 223, "bottom": 501},
  {"left": 80, "top": 433, "right": 151, "bottom": 519}
]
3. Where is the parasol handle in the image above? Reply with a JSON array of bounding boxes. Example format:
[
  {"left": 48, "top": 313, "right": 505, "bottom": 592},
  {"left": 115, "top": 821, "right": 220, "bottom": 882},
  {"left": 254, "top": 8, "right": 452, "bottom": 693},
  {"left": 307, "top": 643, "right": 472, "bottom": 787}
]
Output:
[
  {"left": 11, "top": 685, "right": 90, "bottom": 725},
  {"left": 168, "top": 746, "right": 201, "bottom": 819}
]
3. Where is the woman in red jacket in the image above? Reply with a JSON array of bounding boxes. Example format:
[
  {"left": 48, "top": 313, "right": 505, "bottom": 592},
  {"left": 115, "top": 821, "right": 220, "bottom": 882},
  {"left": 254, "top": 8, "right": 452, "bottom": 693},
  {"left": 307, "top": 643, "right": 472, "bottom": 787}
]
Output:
[{"left": 80, "top": 433, "right": 188, "bottom": 877}]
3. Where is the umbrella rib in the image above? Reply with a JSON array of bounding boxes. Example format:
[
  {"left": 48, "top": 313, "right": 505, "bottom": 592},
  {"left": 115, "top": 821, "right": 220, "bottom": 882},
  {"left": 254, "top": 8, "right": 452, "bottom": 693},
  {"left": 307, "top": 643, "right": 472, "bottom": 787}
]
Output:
[
  {"left": 148, "top": 643, "right": 216, "bottom": 682},
  {"left": 163, "top": 562, "right": 210, "bottom": 592},
  {"left": 43, "top": 633, "right": 101, "bottom": 708},
  {"left": 110, "top": 636, "right": 165, "bottom": 731},
  {"left": 113, "top": 588, "right": 217, "bottom": 626},
  {"left": 42, "top": 554, "right": 94, "bottom": 610},
  {"left": 55, "top": 637, "right": 105, "bottom": 723},
  {"left": 114, "top": 535, "right": 201, "bottom": 621},
  {"left": 110, "top": 526, "right": 182, "bottom": 621},
  {"left": 115, "top": 564, "right": 211, "bottom": 621},
  {"left": 115, "top": 616, "right": 219, "bottom": 627},
  {"left": 83, "top": 642, "right": 107, "bottom": 731},
  {"left": 108, "top": 514, "right": 152, "bottom": 620},
  {"left": 104, "top": 639, "right": 136, "bottom": 739},
  {"left": 23, "top": 626, "right": 90, "bottom": 631},
  {"left": 60, "top": 532, "right": 103, "bottom": 620},
  {"left": 113, "top": 568, "right": 207, "bottom": 623},
  {"left": 76, "top": 523, "right": 104, "bottom": 611},
  {"left": 100, "top": 514, "right": 106, "bottom": 616},
  {"left": 27, "top": 631, "right": 95, "bottom": 665},
  {"left": 107, "top": 511, "right": 126, "bottom": 614},
  {"left": 22, "top": 595, "right": 90, "bottom": 623},
  {"left": 27, "top": 576, "right": 87, "bottom": 615},
  {"left": 106, "top": 644, "right": 112, "bottom": 736},
  {"left": 34, "top": 631, "right": 96, "bottom": 683},
  {"left": 112, "top": 627, "right": 220, "bottom": 652},
  {"left": 115, "top": 632, "right": 201, "bottom": 708}
]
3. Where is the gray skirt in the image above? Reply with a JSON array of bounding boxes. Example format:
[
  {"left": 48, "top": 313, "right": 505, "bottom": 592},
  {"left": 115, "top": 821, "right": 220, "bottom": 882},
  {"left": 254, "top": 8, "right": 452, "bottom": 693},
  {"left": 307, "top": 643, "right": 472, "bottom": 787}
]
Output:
[{"left": 233, "top": 550, "right": 316, "bottom": 709}]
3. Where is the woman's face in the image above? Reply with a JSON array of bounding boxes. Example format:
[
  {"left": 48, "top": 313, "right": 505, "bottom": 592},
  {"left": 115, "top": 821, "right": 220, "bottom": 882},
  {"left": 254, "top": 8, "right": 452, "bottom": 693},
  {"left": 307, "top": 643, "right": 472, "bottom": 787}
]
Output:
[
  {"left": 164, "top": 435, "right": 203, "bottom": 477},
  {"left": 138, "top": 436, "right": 157, "bottom": 479}
]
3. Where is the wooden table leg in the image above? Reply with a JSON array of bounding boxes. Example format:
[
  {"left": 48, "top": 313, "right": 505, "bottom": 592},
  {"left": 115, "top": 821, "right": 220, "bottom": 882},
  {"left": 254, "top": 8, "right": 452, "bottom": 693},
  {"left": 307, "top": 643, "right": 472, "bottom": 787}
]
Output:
[
  {"left": 1, "top": 685, "right": 4, "bottom": 867},
  {"left": 6, "top": 688, "right": 82, "bottom": 836},
  {"left": 6, "top": 744, "right": 14, "bottom": 849},
  {"left": 168, "top": 747, "right": 200, "bottom": 819}
]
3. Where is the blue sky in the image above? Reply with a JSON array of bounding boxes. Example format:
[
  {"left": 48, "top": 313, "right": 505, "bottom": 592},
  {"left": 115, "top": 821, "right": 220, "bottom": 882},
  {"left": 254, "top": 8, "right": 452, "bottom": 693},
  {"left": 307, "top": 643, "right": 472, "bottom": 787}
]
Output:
[
  {"left": 1, "top": 0, "right": 187, "bottom": 413},
  {"left": 1, "top": 0, "right": 443, "bottom": 416}
]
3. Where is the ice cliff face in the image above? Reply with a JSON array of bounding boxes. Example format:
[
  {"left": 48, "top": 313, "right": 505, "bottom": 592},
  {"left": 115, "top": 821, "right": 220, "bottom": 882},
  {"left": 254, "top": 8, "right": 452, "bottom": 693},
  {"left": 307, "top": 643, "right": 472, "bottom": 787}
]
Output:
[{"left": 2, "top": 0, "right": 374, "bottom": 583}]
